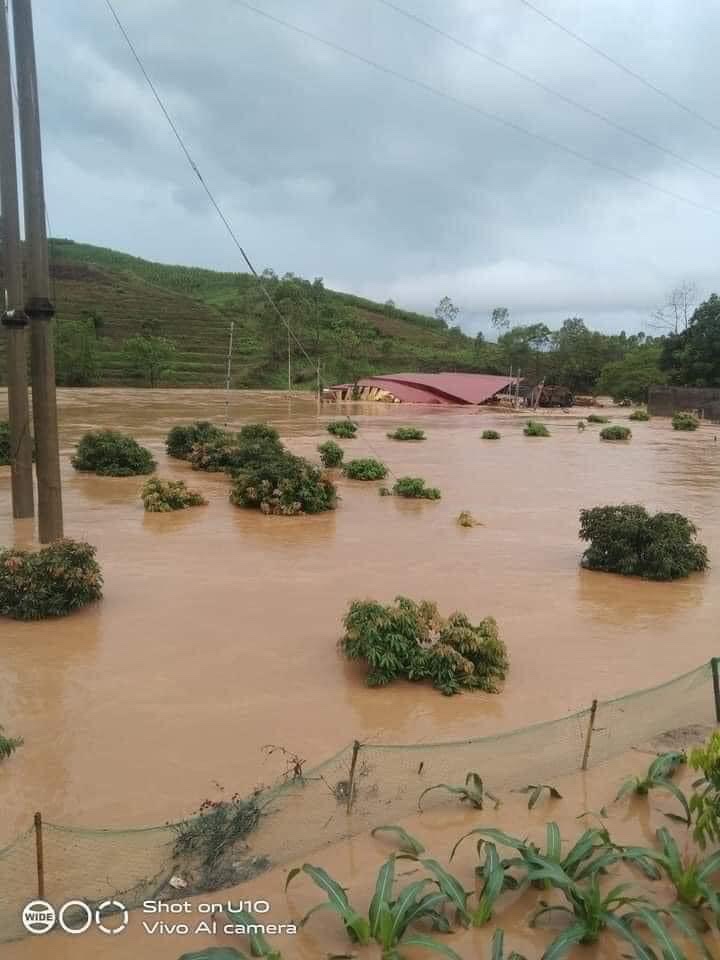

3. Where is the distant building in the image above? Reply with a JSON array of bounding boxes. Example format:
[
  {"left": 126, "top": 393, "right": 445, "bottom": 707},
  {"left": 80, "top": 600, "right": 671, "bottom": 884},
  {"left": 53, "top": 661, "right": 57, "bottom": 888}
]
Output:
[{"left": 327, "top": 372, "right": 520, "bottom": 405}]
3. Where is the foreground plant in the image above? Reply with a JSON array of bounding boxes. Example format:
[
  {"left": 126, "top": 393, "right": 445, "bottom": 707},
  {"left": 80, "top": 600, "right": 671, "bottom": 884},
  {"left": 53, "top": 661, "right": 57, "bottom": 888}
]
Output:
[
  {"left": 0, "top": 725, "right": 23, "bottom": 761},
  {"left": 419, "top": 773, "right": 499, "bottom": 812},
  {"left": 689, "top": 731, "right": 720, "bottom": 848},
  {"left": 286, "top": 859, "right": 461, "bottom": 958},
  {"left": 230, "top": 451, "right": 337, "bottom": 515},
  {"left": 392, "top": 477, "right": 441, "bottom": 500},
  {"left": 166, "top": 421, "right": 228, "bottom": 460},
  {"left": 524, "top": 420, "right": 550, "bottom": 437},
  {"left": 489, "top": 929, "right": 527, "bottom": 960},
  {"left": 672, "top": 412, "right": 699, "bottom": 431},
  {"left": 141, "top": 477, "right": 207, "bottom": 512},
  {"left": 340, "top": 597, "right": 508, "bottom": 695},
  {"left": 343, "top": 458, "right": 388, "bottom": 481},
  {"left": 327, "top": 419, "right": 358, "bottom": 438},
  {"left": 224, "top": 908, "right": 282, "bottom": 958},
  {"left": 579, "top": 505, "right": 708, "bottom": 580},
  {"left": 516, "top": 784, "right": 563, "bottom": 810},
  {"left": 388, "top": 426, "right": 426, "bottom": 441},
  {"left": 72, "top": 429, "right": 155, "bottom": 476},
  {"left": 629, "top": 410, "right": 650, "bottom": 421},
  {"left": 318, "top": 439, "right": 344, "bottom": 468},
  {"left": 600, "top": 425, "right": 631, "bottom": 442},
  {"left": 0, "top": 539, "right": 103, "bottom": 620}
]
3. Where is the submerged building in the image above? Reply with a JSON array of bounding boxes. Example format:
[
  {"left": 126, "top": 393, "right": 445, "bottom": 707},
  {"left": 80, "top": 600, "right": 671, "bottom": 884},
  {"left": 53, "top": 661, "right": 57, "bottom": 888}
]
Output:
[{"left": 327, "top": 372, "right": 519, "bottom": 405}]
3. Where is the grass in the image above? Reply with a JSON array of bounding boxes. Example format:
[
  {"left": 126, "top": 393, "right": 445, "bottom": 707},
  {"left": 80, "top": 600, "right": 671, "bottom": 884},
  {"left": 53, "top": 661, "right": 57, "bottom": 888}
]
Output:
[
  {"left": 600, "top": 425, "right": 632, "bottom": 441},
  {"left": 387, "top": 426, "right": 426, "bottom": 441},
  {"left": 523, "top": 420, "right": 550, "bottom": 437}
]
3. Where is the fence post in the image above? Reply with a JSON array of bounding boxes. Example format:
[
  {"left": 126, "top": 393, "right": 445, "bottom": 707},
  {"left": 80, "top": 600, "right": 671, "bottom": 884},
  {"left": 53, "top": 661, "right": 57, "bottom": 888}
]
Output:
[
  {"left": 346, "top": 740, "right": 361, "bottom": 814},
  {"left": 581, "top": 700, "right": 598, "bottom": 772},
  {"left": 711, "top": 658, "right": 720, "bottom": 723},
  {"left": 34, "top": 811, "right": 44, "bottom": 899}
]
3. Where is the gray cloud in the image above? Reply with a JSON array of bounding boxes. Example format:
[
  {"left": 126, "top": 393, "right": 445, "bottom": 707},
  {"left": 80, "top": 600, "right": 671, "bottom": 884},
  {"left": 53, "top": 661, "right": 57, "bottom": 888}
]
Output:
[{"left": 31, "top": 0, "right": 720, "bottom": 334}]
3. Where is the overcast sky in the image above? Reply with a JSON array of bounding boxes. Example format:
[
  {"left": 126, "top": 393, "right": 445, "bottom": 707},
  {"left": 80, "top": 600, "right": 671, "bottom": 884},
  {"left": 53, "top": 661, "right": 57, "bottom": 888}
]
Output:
[{"left": 29, "top": 0, "right": 720, "bottom": 335}]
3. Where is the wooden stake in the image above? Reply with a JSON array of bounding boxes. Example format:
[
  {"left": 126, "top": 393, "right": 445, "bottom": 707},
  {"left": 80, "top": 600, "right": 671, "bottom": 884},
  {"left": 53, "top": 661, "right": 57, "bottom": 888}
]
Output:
[
  {"left": 34, "top": 811, "right": 44, "bottom": 899},
  {"left": 711, "top": 658, "right": 720, "bottom": 724},
  {"left": 581, "top": 699, "right": 598, "bottom": 771},
  {"left": 346, "top": 740, "right": 361, "bottom": 814}
]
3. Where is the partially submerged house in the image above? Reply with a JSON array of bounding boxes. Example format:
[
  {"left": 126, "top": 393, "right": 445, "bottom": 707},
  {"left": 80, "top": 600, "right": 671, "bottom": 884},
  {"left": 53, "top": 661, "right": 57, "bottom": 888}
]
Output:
[{"left": 327, "top": 372, "right": 520, "bottom": 405}]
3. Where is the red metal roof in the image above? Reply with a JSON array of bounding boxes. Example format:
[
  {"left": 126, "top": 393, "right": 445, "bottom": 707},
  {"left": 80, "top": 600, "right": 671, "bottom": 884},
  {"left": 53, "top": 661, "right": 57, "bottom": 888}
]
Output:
[{"left": 331, "top": 373, "right": 518, "bottom": 404}]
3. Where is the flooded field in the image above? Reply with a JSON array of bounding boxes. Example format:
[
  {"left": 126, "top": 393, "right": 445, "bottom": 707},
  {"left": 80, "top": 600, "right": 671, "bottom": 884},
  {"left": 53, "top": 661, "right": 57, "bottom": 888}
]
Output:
[{"left": 1, "top": 389, "right": 719, "bottom": 839}]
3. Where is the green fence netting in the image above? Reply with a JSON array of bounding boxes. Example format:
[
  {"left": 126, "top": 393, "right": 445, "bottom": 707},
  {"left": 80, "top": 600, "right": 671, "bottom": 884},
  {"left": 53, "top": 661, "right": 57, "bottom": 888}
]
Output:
[{"left": 0, "top": 659, "right": 715, "bottom": 943}]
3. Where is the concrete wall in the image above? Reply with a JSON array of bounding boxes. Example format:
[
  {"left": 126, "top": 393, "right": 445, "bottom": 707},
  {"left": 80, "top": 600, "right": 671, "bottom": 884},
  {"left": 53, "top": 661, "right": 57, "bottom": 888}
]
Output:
[{"left": 648, "top": 385, "right": 720, "bottom": 420}]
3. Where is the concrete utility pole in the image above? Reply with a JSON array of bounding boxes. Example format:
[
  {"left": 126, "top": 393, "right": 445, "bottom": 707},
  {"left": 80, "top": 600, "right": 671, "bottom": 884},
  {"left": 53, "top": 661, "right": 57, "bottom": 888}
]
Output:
[
  {"left": 0, "top": 0, "right": 34, "bottom": 518},
  {"left": 12, "top": 0, "right": 63, "bottom": 541}
]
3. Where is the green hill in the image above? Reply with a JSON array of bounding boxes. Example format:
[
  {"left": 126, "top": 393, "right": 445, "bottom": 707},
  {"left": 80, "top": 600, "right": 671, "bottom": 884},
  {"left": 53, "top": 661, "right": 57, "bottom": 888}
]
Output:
[{"left": 0, "top": 239, "right": 486, "bottom": 389}]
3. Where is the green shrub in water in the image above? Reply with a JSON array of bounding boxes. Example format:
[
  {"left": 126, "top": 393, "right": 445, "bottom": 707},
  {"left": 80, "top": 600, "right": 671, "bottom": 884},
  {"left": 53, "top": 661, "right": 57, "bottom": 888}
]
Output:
[
  {"left": 0, "top": 539, "right": 103, "bottom": 620},
  {"left": 189, "top": 424, "right": 283, "bottom": 474},
  {"left": 341, "top": 596, "right": 508, "bottom": 695},
  {"left": 387, "top": 426, "right": 426, "bottom": 441},
  {"left": 0, "top": 725, "right": 23, "bottom": 761},
  {"left": 579, "top": 504, "right": 708, "bottom": 580},
  {"left": 629, "top": 409, "right": 650, "bottom": 421},
  {"left": 166, "top": 421, "right": 228, "bottom": 460},
  {"left": 600, "top": 425, "right": 631, "bottom": 442},
  {"left": 326, "top": 419, "right": 358, "bottom": 438},
  {"left": 72, "top": 430, "right": 155, "bottom": 476},
  {"left": 481, "top": 429, "right": 501, "bottom": 440},
  {"left": 343, "top": 458, "right": 388, "bottom": 480},
  {"left": 141, "top": 477, "right": 207, "bottom": 512},
  {"left": 523, "top": 420, "right": 550, "bottom": 437},
  {"left": 230, "top": 451, "right": 337, "bottom": 515},
  {"left": 392, "top": 476, "right": 441, "bottom": 499},
  {"left": 587, "top": 414, "right": 610, "bottom": 424},
  {"left": 317, "top": 439, "right": 344, "bottom": 468},
  {"left": 672, "top": 412, "right": 700, "bottom": 431}
]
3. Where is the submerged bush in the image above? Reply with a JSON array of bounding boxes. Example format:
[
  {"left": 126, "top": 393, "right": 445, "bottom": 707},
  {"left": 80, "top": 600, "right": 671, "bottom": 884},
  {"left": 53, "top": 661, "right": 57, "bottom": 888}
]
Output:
[
  {"left": 0, "top": 539, "right": 103, "bottom": 620},
  {"left": 340, "top": 596, "right": 508, "bottom": 695},
  {"left": 343, "top": 458, "right": 388, "bottom": 480},
  {"left": 481, "top": 429, "right": 501, "bottom": 440},
  {"left": 392, "top": 476, "right": 441, "bottom": 499},
  {"left": 189, "top": 426, "right": 283, "bottom": 474},
  {"left": 387, "top": 426, "right": 425, "bottom": 441},
  {"left": 629, "top": 409, "right": 650, "bottom": 421},
  {"left": 457, "top": 511, "right": 480, "bottom": 527},
  {"left": 587, "top": 414, "right": 610, "bottom": 424},
  {"left": 166, "top": 421, "right": 228, "bottom": 460},
  {"left": 72, "top": 430, "right": 155, "bottom": 477},
  {"left": 318, "top": 440, "right": 344, "bottom": 468},
  {"left": 579, "top": 505, "right": 708, "bottom": 580},
  {"left": 0, "top": 725, "right": 23, "bottom": 761},
  {"left": 141, "top": 477, "right": 207, "bottom": 512},
  {"left": 672, "top": 412, "right": 700, "bottom": 431},
  {"left": 327, "top": 419, "right": 358, "bottom": 438},
  {"left": 523, "top": 420, "right": 550, "bottom": 437},
  {"left": 230, "top": 451, "right": 336, "bottom": 515},
  {"left": 600, "top": 425, "right": 631, "bottom": 442}
]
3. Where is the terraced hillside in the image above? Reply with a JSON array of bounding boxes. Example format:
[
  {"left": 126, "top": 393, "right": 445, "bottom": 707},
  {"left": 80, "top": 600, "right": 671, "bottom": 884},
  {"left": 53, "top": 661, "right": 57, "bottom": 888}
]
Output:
[{"left": 0, "top": 239, "right": 484, "bottom": 388}]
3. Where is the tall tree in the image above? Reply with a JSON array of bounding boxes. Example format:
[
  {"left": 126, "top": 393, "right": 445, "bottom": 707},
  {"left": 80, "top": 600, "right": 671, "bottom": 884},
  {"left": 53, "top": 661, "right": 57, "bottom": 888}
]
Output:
[
  {"left": 650, "top": 281, "right": 698, "bottom": 334},
  {"left": 660, "top": 293, "right": 720, "bottom": 386},
  {"left": 121, "top": 333, "right": 177, "bottom": 387},
  {"left": 597, "top": 343, "right": 666, "bottom": 401},
  {"left": 55, "top": 318, "right": 99, "bottom": 386},
  {"left": 490, "top": 306, "right": 510, "bottom": 331},
  {"left": 434, "top": 296, "right": 459, "bottom": 327}
]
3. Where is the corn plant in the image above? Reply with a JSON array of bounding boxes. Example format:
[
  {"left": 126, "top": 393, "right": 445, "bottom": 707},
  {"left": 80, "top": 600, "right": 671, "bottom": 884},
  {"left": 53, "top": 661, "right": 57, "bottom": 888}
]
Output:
[
  {"left": 419, "top": 773, "right": 499, "bottom": 812},
  {"left": 515, "top": 784, "right": 563, "bottom": 810},
  {"left": 0, "top": 725, "right": 23, "bottom": 760},
  {"left": 615, "top": 752, "right": 690, "bottom": 824},
  {"left": 224, "top": 908, "right": 281, "bottom": 958},
  {"left": 371, "top": 825, "right": 426, "bottom": 855},
  {"left": 285, "top": 859, "right": 462, "bottom": 958},
  {"left": 689, "top": 731, "right": 720, "bottom": 849},
  {"left": 620, "top": 827, "right": 720, "bottom": 914},
  {"left": 489, "top": 929, "right": 527, "bottom": 960}
]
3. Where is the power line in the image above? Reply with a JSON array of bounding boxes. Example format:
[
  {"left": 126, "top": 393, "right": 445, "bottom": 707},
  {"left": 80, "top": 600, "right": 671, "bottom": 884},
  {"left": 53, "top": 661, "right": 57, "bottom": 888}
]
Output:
[
  {"left": 233, "top": 1, "right": 720, "bottom": 217},
  {"left": 377, "top": 0, "right": 720, "bottom": 182},
  {"left": 102, "top": 0, "right": 316, "bottom": 368},
  {"left": 517, "top": 0, "right": 720, "bottom": 135}
]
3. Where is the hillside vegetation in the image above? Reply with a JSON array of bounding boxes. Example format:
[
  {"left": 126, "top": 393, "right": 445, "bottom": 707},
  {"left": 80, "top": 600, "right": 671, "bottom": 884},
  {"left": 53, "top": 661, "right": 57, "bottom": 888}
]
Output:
[{"left": 0, "top": 239, "right": 476, "bottom": 389}]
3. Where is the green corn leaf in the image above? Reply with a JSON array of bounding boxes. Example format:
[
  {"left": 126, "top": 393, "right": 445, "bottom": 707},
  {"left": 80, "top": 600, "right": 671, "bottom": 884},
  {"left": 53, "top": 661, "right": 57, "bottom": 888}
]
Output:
[
  {"left": 652, "top": 781, "right": 691, "bottom": 825},
  {"left": 540, "top": 922, "right": 587, "bottom": 959},
  {"left": 603, "top": 913, "right": 657, "bottom": 960},
  {"left": 491, "top": 929, "right": 505, "bottom": 960},
  {"left": 660, "top": 905, "right": 713, "bottom": 960},
  {"left": 369, "top": 857, "right": 396, "bottom": 937},
  {"left": 179, "top": 951, "right": 249, "bottom": 960},
  {"left": 397, "top": 933, "right": 464, "bottom": 959},
  {"left": 648, "top": 752, "right": 685, "bottom": 780},
  {"left": 403, "top": 890, "right": 448, "bottom": 931},
  {"left": 371, "top": 826, "right": 426, "bottom": 855},
  {"left": 387, "top": 879, "right": 432, "bottom": 942},
  {"left": 412, "top": 858, "right": 470, "bottom": 923},
  {"left": 472, "top": 843, "right": 505, "bottom": 927},
  {"left": 626, "top": 908, "right": 684, "bottom": 960},
  {"left": 224, "top": 908, "right": 278, "bottom": 957},
  {"left": 616, "top": 778, "right": 640, "bottom": 801},
  {"left": 418, "top": 784, "right": 469, "bottom": 811},
  {"left": 655, "top": 828, "right": 682, "bottom": 876},
  {"left": 545, "top": 822, "right": 561, "bottom": 862},
  {"left": 449, "top": 827, "right": 525, "bottom": 861}
]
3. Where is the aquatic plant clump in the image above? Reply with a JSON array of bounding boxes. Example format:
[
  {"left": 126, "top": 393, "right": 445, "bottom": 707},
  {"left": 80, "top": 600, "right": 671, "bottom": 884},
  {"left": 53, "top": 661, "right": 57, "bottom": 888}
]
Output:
[
  {"left": 481, "top": 429, "right": 501, "bottom": 440},
  {"left": 230, "top": 451, "right": 337, "bottom": 515},
  {"left": 72, "top": 429, "right": 155, "bottom": 476},
  {"left": 0, "top": 725, "right": 23, "bottom": 761},
  {"left": 0, "top": 539, "right": 103, "bottom": 620},
  {"left": 457, "top": 511, "right": 480, "bottom": 527},
  {"left": 600, "top": 425, "right": 632, "bottom": 441},
  {"left": 343, "top": 458, "right": 388, "bottom": 480},
  {"left": 326, "top": 419, "right": 358, "bottom": 438},
  {"left": 166, "top": 421, "right": 228, "bottom": 460},
  {"left": 317, "top": 439, "right": 344, "bottom": 468},
  {"left": 141, "top": 477, "right": 207, "bottom": 512},
  {"left": 340, "top": 596, "right": 508, "bottom": 695},
  {"left": 523, "top": 420, "right": 550, "bottom": 437},
  {"left": 672, "top": 412, "right": 700, "bottom": 431},
  {"left": 392, "top": 476, "right": 441, "bottom": 499},
  {"left": 189, "top": 430, "right": 283, "bottom": 474},
  {"left": 629, "top": 409, "right": 650, "bottom": 421},
  {"left": 587, "top": 414, "right": 610, "bottom": 424},
  {"left": 579, "top": 504, "right": 708, "bottom": 581},
  {"left": 387, "top": 426, "right": 426, "bottom": 441}
]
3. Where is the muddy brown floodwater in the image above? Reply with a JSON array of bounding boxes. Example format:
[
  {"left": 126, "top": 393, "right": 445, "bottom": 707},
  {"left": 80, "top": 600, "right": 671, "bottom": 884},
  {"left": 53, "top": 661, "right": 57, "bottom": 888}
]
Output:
[{"left": 1, "top": 389, "right": 719, "bottom": 838}]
